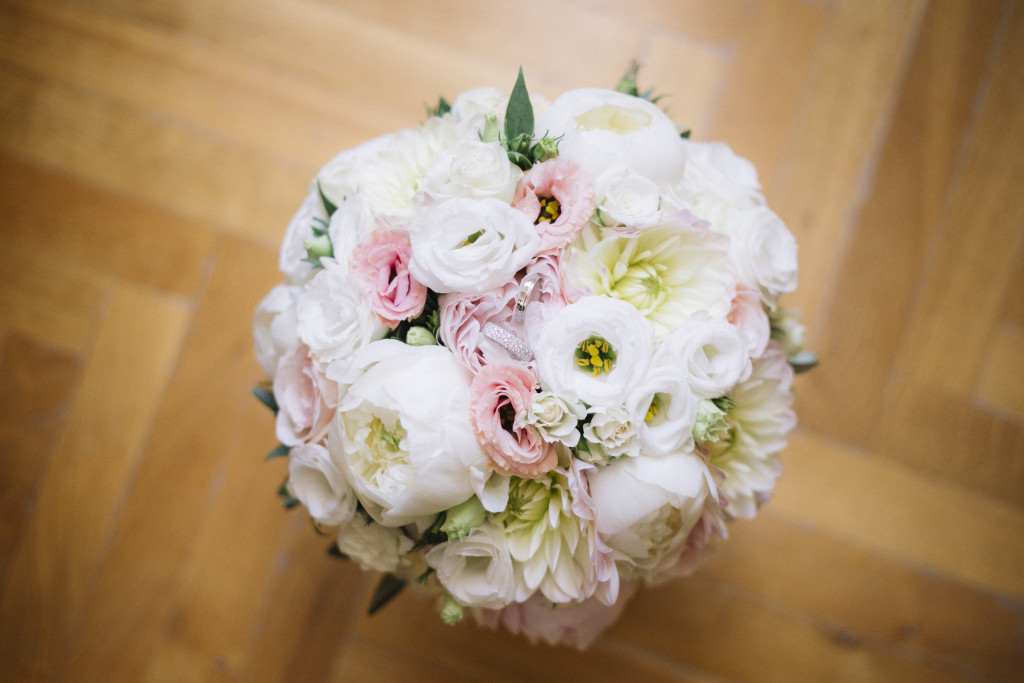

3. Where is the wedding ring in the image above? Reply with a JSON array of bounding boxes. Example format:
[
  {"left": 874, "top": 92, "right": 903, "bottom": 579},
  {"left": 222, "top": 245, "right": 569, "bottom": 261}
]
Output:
[
  {"left": 514, "top": 274, "right": 541, "bottom": 322},
  {"left": 481, "top": 322, "right": 534, "bottom": 361}
]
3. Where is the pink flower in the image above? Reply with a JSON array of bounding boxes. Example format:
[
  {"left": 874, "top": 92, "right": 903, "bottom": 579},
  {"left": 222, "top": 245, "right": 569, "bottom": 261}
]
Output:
[
  {"left": 514, "top": 158, "right": 594, "bottom": 252},
  {"left": 273, "top": 345, "right": 339, "bottom": 446},
  {"left": 469, "top": 364, "right": 556, "bottom": 477},
  {"left": 351, "top": 229, "right": 426, "bottom": 329},
  {"left": 728, "top": 281, "right": 770, "bottom": 358}
]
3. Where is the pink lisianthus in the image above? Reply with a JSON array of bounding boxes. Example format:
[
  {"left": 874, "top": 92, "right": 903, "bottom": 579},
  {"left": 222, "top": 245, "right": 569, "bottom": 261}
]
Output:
[
  {"left": 351, "top": 229, "right": 426, "bottom": 329},
  {"left": 273, "top": 344, "right": 339, "bottom": 446},
  {"left": 728, "top": 281, "right": 770, "bottom": 358},
  {"left": 469, "top": 364, "right": 556, "bottom": 477},
  {"left": 514, "top": 158, "right": 594, "bottom": 252}
]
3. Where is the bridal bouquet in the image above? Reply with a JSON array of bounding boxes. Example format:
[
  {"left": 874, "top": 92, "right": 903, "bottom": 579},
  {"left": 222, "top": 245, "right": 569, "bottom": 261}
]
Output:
[{"left": 253, "top": 68, "right": 810, "bottom": 648}]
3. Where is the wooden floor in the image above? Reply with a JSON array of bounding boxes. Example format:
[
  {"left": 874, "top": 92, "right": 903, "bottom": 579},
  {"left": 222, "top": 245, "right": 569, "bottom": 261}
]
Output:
[{"left": 1, "top": 0, "right": 1023, "bottom": 680}]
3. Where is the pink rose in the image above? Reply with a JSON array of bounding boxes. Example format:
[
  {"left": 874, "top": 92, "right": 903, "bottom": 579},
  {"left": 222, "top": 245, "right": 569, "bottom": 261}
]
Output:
[
  {"left": 469, "top": 364, "right": 556, "bottom": 478},
  {"left": 728, "top": 281, "right": 770, "bottom": 358},
  {"left": 514, "top": 158, "right": 594, "bottom": 252},
  {"left": 351, "top": 229, "right": 426, "bottom": 329},
  {"left": 273, "top": 345, "right": 338, "bottom": 446}
]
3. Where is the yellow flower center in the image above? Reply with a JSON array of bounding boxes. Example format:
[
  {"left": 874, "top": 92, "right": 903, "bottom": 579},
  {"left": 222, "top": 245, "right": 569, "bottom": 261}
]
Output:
[
  {"left": 574, "top": 336, "right": 616, "bottom": 377},
  {"left": 536, "top": 196, "right": 561, "bottom": 224}
]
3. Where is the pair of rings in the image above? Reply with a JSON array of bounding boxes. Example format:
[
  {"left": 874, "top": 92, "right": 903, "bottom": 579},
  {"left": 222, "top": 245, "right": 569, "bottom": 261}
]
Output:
[{"left": 480, "top": 274, "right": 541, "bottom": 361}]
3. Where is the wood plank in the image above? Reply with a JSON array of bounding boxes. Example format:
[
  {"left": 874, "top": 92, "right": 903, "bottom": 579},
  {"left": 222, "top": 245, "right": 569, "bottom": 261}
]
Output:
[
  {"left": 797, "top": 0, "right": 1006, "bottom": 446},
  {"left": 0, "top": 333, "right": 79, "bottom": 571},
  {"left": 769, "top": 429, "right": 1024, "bottom": 600},
  {"left": 58, "top": 237, "right": 279, "bottom": 681},
  {"left": 0, "top": 282, "right": 192, "bottom": 681},
  {"left": 642, "top": 34, "right": 731, "bottom": 136},
  {"left": 976, "top": 321, "right": 1024, "bottom": 419}
]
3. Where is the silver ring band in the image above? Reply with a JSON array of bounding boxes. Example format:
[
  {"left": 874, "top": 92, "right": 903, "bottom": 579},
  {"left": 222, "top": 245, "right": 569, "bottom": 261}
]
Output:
[
  {"left": 481, "top": 322, "right": 534, "bottom": 361},
  {"left": 514, "top": 274, "right": 541, "bottom": 322}
]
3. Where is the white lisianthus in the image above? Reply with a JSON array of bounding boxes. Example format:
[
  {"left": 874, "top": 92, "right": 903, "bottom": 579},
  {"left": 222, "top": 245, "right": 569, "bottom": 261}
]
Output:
[
  {"left": 425, "top": 519, "right": 517, "bottom": 610},
  {"left": 408, "top": 197, "right": 540, "bottom": 295},
  {"left": 524, "top": 391, "right": 586, "bottom": 447},
  {"left": 535, "top": 296, "right": 654, "bottom": 410},
  {"left": 420, "top": 139, "right": 523, "bottom": 203},
  {"left": 677, "top": 139, "right": 765, "bottom": 209},
  {"left": 568, "top": 219, "right": 734, "bottom": 336},
  {"left": 287, "top": 443, "right": 357, "bottom": 526},
  {"left": 654, "top": 312, "right": 752, "bottom": 399},
  {"left": 594, "top": 167, "right": 662, "bottom": 230},
  {"left": 626, "top": 365, "right": 698, "bottom": 457},
  {"left": 253, "top": 284, "right": 299, "bottom": 379},
  {"left": 279, "top": 191, "right": 328, "bottom": 284},
  {"left": 330, "top": 341, "right": 499, "bottom": 526},
  {"left": 335, "top": 515, "right": 414, "bottom": 573},
  {"left": 326, "top": 194, "right": 377, "bottom": 264},
  {"left": 536, "top": 88, "right": 687, "bottom": 188},
  {"left": 587, "top": 453, "right": 713, "bottom": 580},
  {"left": 724, "top": 206, "right": 798, "bottom": 306},
  {"left": 581, "top": 405, "right": 641, "bottom": 463},
  {"left": 316, "top": 131, "right": 397, "bottom": 210},
  {"left": 295, "top": 261, "right": 387, "bottom": 366}
]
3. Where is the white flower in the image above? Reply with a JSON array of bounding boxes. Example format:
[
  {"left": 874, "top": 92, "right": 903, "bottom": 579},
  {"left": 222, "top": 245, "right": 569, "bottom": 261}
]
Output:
[
  {"left": 524, "top": 391, "right": 586, "bottom": 447},
  {"left": 676, "top": 139, "right": 765, "bottom": 209},
  {"left": 567, "top": 218, "right": 734, "bottom": 336},
  {"left": 770, "top": 306, "right": 805, "bottom": 357},
  {"left": 419, "top": 139, "right": 523, "bottom": 203},
  {"left": 581, "top": 405, "right": 641, "bottom": 463},
  {"left": 654, "top": 313, "right": 752, "bottom": 399},
  {"left": 534, "top": 296, "right": 654, "bottom": 410},
  {"left": 316, "top": 131, "right": 396, "bottom": 209},
  {"left": 329, "top": 341, "right": 499, "bottom": 526},
  {"left": 625, "top": 365, "right": 698, "bottom": 457},
  {"left": 408, "top": 197, "right": 540, "bottom": 295},
  {"left": 536, "top": 88, "right": 687, "bottom": 188},
  {"left": 335, "top": 515, "right": 414, "bottom": 573},
  {"left": 295, "top": 260, "right": 387, "bottom": 366},
  {"left": 253, "top": 284, "right": 299, "bottom": 379},
  {"left": 326, "top": 194, "right": 377, "bottom": 264},
  {"left": 587, "top": 453, "right": 713, "bottom": 579},
  {"left": 450, "top": 87, "right": 508, "bottom": 123},
  {"left": 287, "top": 443, "right": 357, "bottom": 526},
  {"left": 725, "top": 206, "right": 798, "bottom": 306},
  {"left": 279, "top": 191, "right": 328, "bottom": 284},
  {"left": 426, "top": 520, "right": 517, "bottom": 609},
  {"left": 594, "top": 168, "right": 661, "bottom": 230}
]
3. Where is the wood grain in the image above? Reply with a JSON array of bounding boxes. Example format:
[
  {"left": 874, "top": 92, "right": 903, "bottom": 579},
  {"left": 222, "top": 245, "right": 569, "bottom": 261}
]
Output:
[{"left": 1, "top": 0, "right": 1022, "bottom": 680}]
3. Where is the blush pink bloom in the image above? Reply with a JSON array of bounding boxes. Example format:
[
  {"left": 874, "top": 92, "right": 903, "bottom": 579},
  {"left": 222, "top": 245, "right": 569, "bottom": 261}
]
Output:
[
  {"left": 469, "top": 364, "right": 556, "bottom": 478},
  {"left": 351, "top": 229, "right": 427, "bottom": 329},
  {"left": 273, "top": 344, "right": 339, "bottom": 446},
  {"left": 514, "top": 158, "right": 594, "bottom": 252},
  {"left": 728, "top": 281, "right": 770, "bottom": 358}
]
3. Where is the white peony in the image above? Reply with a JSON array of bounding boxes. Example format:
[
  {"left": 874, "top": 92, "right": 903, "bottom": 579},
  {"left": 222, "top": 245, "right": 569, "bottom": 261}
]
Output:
[
  {"left": 335, "top": 515, "right": 414, "bottom": 573},
  {"left": 534, "top": 296, "right": 654, "bottom": 410},
  {"left": 408, "top": 197, "right": 540, "bottom": 295},
  {"left": 253, "top": 284, "right": 299, "bottom": 379},
  {"left": 425, "top": 519, "right": 517, "bottom": 609},
  {"left": 329, "top": 341, "right": 501, "bottom": 526},
  {"left": 287, "top": 443, "right": 357, "bottom": 526},
  {"left": 594, "top": 167, "right": 662, "bottom": 230},
  {"left": 536, "top": 88, "right": 687, "bottom": 188},
  {"left": 295, "top": 260, "right": 387, "bottom": 366},
  {"left": 654, "top": 312, "right": 752, "bottom": 399},
  {"left": 587, "top": 452, "right": 713, "bottom": 580},
  {"left": 419, "top": 139, "right": 523, "bottom": 203}
]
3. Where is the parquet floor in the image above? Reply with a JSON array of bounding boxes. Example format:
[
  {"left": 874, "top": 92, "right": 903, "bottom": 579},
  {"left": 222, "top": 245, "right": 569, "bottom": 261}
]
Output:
[{"left": 1, "top": 0, "right": 1023, "bottom": 680}]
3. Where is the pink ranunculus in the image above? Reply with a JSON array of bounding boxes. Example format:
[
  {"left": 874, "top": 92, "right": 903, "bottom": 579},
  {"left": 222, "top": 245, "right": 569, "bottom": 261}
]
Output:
[
  {"left": 273, "top": 345, "right": 339, "bottom": 446},
  {"left": 351, "top": 229, "right": 427, "bottom": 329},
  {"left": 728, "top": 281, "right": 770, "bottom": 358},
  {"left": 513, "top": 158, "right": 594, "bottom": 252},
  {"left": 469, "top": 364, "right": 556, "bottom": 478}
]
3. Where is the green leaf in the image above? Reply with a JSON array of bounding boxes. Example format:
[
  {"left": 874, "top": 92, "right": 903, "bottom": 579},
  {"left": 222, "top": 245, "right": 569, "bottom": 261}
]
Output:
[
  {"left": 253, "top": 385, "right": 278, "bottom": 414},
  {"left": 616, "top": 60, "right": 641, "bottom": 96},
  {"left": 504, "top": 67, "right": 534, "bottom": 144},
  {"left": 316, "top": 178, "right": 338, "bottom": 217},
  {"left": 712, "top": 396, "right": 736, "bottom": 413},
  {"left": 679, "top": 129, "right": 692, "bottom": 139},
  {"left": 277, "top": 478, "right": 300, "bottom": 510},
  {"left": 427, "top": 95, "right": 451, "bottom": 118},
  {"left": 410, "top": 512, "right": 447, "bottom": 551},
  {"left": 367, "top": 573, "right": 407, "bottom": 616},
  {"left": 265, "top": 443, "right": 290, "bottom": 461},
  {"left": 788, "top": 351, "right": 819, "bottom": 374},
  {"left": 328, "top": 543, "right": 349, "bottom": 560}
]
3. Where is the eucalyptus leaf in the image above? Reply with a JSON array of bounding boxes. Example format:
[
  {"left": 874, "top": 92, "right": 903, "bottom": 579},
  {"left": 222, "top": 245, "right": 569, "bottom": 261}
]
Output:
[
  {"left": 367, "top": 573, "right": 407, "bottom": 616},
  {"left": 253, "top": 385, "right": 278, "bottom": 414},
  {"left": 265, "top": 443, "right": 290, "bottom": 461},
  {"left": 789, "top": 351, "right": 819, "bottom": 374},
  {"left": 427, "top": 94, "right": 451, "bottom": 118},
  {"left": 504, "top": 67, "right": 534, "bottom": 143}
]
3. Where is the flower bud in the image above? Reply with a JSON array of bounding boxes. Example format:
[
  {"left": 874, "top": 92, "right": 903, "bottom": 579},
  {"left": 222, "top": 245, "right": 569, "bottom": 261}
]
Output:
[
  {"left": 405, "top": 326, "right": 436, "bottom": 346},
  {"left": 440, "top": 592, "right": 467, "bottom": 625},
  {"left": 480, "top": 112, "right": 500, "bottom": 143},
  {"left": 303, "top": 234, "right": 333, "bottom": 260},
  {"left": 440, "top": 496, "right": 486, "bottom": 541},
  {"left": 531, "top": 136, "right": 559, "bottom": 163},
  {"left": 693, "top": 399, "right": 730, "bottom": 444}
]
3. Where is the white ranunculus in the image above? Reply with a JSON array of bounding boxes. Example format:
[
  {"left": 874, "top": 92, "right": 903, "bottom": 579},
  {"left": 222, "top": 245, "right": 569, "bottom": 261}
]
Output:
[
  {"left": 408, "top": 197, "right": 540, "bottom": 295},
  {"left": 330, "top": 341, "right": 500, "bottom": 526},
  {"left": 253, "top": 284, "right": 299, "bottom": 379},
  {"left": 534, "top": 296, "right": 654, "bottom": 410},
  {"left": 335, "top": 515, "right": 414, "bottom": 573},
  {"left": 626, "top": 365, "right": 698, "bottom": 457},
  {"left": 594, "top": 167, "right": 662, "bottom": 230},
  {"left": 524, "top": 391, "right": 586, "bottom": 447},
  {"left": 654, "top": 313, "right": 752, "bottom": 399},
  {"left": 587, "top": 453, "right": 713, "bottom": 579},
  {"left": 725, "top": 206, "right": 798, "bottom": 306},
  {"left": 581, "top": 405, "right": 641, "bottom": 463},
  {"left": 425, "top": 520, "right": 517, "bottom": 609},
  {"left": 287, "top": 443, "right": 357, "bottom": 526},
  {"left": 419, "top": 139, "right": 523, "bottom": 204},
  {"left": 295, "top": 261, "right": 387, "bottom": 366},
  {"left": 536, "top": 88, "right": 687, "bottom": 188},
  {"left": 279, "top": 191, "right": 328, "bottom": 284}
]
